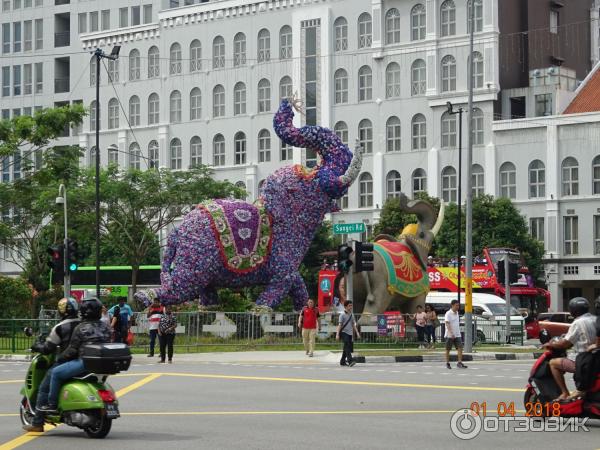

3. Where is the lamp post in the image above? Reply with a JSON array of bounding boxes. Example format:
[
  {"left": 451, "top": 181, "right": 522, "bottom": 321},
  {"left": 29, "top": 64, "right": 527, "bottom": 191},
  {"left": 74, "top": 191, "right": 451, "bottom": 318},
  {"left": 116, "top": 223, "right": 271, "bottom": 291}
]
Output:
[
  {"left": 55, "top": 184, "right": 69, "bottom": 297},
  {"left": 93, "top": 45, "right": 120, "bottom": 298}
]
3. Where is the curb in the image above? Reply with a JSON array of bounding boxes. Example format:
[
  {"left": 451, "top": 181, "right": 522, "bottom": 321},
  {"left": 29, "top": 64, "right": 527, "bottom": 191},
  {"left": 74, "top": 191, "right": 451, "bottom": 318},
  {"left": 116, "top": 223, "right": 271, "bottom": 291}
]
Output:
[
  {"left": 356, "top": 352, "right": 543, "bottom": 364},
  {"left": 0, "top": 354, "right": 31, "bottom": 362}
]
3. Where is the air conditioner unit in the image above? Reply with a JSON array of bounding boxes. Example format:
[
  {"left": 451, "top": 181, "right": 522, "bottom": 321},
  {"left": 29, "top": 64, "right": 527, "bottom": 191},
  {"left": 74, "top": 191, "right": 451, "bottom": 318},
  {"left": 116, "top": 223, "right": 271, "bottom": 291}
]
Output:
[
  {"left": 533, "top": 69, "right": 541, "bottom": 77},
  {"left": 548, "top": 67, "right": 557, "bottom": 75}
]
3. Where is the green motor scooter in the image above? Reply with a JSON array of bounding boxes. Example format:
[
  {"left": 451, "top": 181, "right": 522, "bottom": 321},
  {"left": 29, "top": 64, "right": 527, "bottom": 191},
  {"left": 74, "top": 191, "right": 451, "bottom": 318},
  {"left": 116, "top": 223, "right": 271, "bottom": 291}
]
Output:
[{"left": 20, "top": 328, "right": 131, "bottom": 439}]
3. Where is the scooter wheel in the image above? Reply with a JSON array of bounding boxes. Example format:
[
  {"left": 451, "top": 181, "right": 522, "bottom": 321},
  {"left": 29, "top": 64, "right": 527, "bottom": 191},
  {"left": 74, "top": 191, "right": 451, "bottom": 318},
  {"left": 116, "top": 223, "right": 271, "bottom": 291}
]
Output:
[
  {"left": 84, "top": 416, "right": 112, "bottom": 439},
  {"left": 523, "top": 388, "right": 539, "bottom": 409},
  {"left": 19, "top": 397, "right": 35, "bottom": 427}
]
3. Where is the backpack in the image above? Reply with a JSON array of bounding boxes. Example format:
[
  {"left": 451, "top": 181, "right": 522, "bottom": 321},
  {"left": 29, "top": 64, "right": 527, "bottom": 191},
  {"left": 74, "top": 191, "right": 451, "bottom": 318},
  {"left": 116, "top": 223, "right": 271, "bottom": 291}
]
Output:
[{"left": 574, "top": 350, "right": 600, "bottom": 391}]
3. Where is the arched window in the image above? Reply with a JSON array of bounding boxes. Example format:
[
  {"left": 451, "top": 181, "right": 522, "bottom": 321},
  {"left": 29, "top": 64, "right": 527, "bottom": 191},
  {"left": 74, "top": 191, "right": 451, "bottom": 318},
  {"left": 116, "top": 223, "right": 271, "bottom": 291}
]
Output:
[
  {"left": 233, "top": 32, "right": 246, "bottom": 66},
  {"left": 334, "top": 121, "right": 348, "bottom": 145},
  {"left": 334, "top": 17, "right": 348, "bottom": 51},
  {"left": 257, "top": 29, "right": 270, "bottom": 63},
  {"left": 593, "top": 155, "right": 600, "bottom": 194},
  {"left": 467, "top": 0, "right": 483, "bottom": 33},
  {"left": 499, "top": 162, "right": 517, "bottom": 199},
  {"left": 386, "top": 116, "right": 401, "bottom": 152},
  {"left": 257, "top": 79, "right": 271, "bottom": 113},
  {"left": 213, "top": 84, "right": 225, "bottom": 117},
  {"left": 258, "top": 129, "right": 271, "bottom": 163},
  {"left": 213, "top": 134, "right": 225, "bottom": 166},
  {"left": 411, "top": 114, "right": 427, "bottom": 150},
  {"left": 170, "top": 90, "right": 182, "bottom": 123},
  {"left": 148, "top": 93, "right": 159, "bottom": 125},
  {"left": 441, "top": 166, "right": 457, "bottom": 203},
  {"left": 148, "top": 140, "right": 159, "bottom": 169},
  {"left": 471, "top": 107, "right": 484, "bottom": 145},
  {"left": 411, "top": 4, "right": 426, "bottom": 41},
  {"left": 213, "top": 36, "right": 225, "bottom": 69},
  {"left": 528, "top": 160, "right": 545, "bottom": 198},
  {"left": 90, "top": 100, "right": 98, "bottom": 131},
  {"left": 128, "top": 49, "right": 140, "bottom": 81},
  {"left": 441, "top": 55, "right": 457, "bottom": 92},
  {"left": 148, "top": 46, "right": 160, "bottom": 78},
  {"left": 279, "top": 76, "right": 293, "bottom": 100},
  {"left": 561, "top": 157, "right": 579, "bottom": 196},
  {"left": 169, "top": 42, "right": 182, "bottom": 75},
  {"left": 190, "top": 136, "right": 202, "bottom": 167},
  {"left": 190, "top": 39, "right": 202, "bottom": 72},
  {"left": 233, "top": 82, "right": 246, "bottom": 116},
  {"left": 334, "top": 69, "right": 348, "bottom": 104},
  {"left": 90, "top": 56, "right": 97, "bottom": 87},
  {"left": 190, "top": 88, "right": 202, "bottom": 121},
  {"left": 107, "top": 59, "right": 119, "bottom": 82},
  {"left": 358, "top": 13, "right": 372, "bottom": 48},
  {"left": 411, "top": 59, "right": 426, "bottom": 96},
  {"left": 412, "top": 168, "right": 427, "bottom": 196},
  {"left": 89, "top": 146, "right": 97, "bottom": 168},
  {"left": 441, "top": 111, "right": 457, "bottom": 148},
  {"left": 358, "top": 65, "right": 372, "bottom": 101},
  {"left": 235, "top": 181, "right": 246, "bottom": 190},
  {"left": 170, "top": 138, "right": 182, "bottom": 170},
  {"left": 108, "top": 98, "right": 119, "bottom": 129},
  {"left": 385, "top": 62, "right": 401, "bottom": 98},
  {"left": 234, "top": 131, "right": 247, "bottom": 165},
  {"left": 471, "top": 51, "right": 484, "bottom": 88},
  {"left": 440, "top": 0, "right": 456, "bottom": 37},
  {"left": 386, "top": 170, "right": 402, "bottom": 198},
  {"left": 129, "top": 142, "right": 141, "bottom": 169},
  {"left": 359, "top": 173, "right": 373, "bottom": 207},
  {"left": 385, "top": 8, "right": 401, "bottom": 44},
  {"left": 279, "top": 25, "right": 292, "bottom": 59},
  {"left": 108, "top": 144, "right": 119, "bottom": 166},
  {"left": 358, "top": 119, "right": 373, "bottom": 154},
  {"left": 129, "top": 95, "right": 140, "bottom": 127},
  {"left": 472, "top": 164, "right": 484, "bottom": 197}
]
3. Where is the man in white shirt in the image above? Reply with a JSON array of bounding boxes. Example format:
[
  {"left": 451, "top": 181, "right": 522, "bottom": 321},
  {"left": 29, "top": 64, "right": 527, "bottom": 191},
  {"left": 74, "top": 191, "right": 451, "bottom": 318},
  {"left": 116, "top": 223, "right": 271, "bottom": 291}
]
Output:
[{"left": 444, "top": 299, "right": 467, "bottom": 369}]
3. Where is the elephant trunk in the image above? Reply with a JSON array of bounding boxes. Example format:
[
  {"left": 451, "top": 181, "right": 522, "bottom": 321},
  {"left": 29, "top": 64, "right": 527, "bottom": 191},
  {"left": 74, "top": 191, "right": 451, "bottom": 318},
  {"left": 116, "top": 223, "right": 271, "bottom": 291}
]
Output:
[
  {"left": 338, "top": 140, "right": 365, "bottom": 187},
  {"left": 431, "top": 201, "right": 445, "bottom": 236}
]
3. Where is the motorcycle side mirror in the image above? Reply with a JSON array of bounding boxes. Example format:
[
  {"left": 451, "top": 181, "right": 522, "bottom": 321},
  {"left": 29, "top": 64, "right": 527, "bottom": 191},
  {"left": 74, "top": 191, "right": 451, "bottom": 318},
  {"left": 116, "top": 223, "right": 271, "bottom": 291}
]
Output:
[
  {"left": 23, "top": 327, "right": 34, "bottom": 337},
  {"left": 539, "top": 329, "right": 551, "bottom": 344}
]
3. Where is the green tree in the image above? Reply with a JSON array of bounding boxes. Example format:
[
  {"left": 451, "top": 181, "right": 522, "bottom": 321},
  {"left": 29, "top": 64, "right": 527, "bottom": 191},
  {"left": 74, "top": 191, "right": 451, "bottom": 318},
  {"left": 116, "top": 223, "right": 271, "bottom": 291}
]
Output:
[
  {"left": 0, "top": 276, "right": 33, "bottom": 319},
  {"left": 299, "top": 221, "right": 336, "bottom": 299}
]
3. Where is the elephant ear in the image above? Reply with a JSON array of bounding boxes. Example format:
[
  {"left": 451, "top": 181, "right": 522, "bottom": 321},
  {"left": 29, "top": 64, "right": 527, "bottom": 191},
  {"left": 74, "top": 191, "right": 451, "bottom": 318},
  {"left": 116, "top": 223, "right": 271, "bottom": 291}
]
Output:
[{"left": 374, "top": 234, "right": 397, "bottom": 243}]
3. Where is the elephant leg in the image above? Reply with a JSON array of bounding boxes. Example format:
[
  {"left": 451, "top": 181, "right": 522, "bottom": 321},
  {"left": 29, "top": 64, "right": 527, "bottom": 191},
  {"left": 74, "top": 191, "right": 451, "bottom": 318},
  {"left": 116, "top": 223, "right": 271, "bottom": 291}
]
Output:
[
  {"left": 288, "top": 272, "right": 309, "bottom": 311},
  {"left": 255, "top": 276, "right": 294, "bottom": 309}
]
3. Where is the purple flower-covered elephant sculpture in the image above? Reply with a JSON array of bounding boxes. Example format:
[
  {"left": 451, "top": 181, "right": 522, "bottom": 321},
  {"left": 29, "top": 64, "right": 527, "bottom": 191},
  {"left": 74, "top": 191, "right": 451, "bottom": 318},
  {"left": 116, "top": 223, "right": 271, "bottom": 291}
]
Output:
[{"left": 134, "top": 99, "right": 364, "bottom": 310}]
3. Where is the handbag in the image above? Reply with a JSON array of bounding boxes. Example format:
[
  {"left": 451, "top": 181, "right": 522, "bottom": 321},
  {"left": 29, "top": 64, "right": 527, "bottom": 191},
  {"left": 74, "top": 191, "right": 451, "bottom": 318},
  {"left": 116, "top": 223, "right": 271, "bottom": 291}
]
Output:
[
  {"left": 126, "top": 330, "right": 135, "bottom": 346},
  {"left": 433, "top": 317, "right": 441, "bottom": 328}
]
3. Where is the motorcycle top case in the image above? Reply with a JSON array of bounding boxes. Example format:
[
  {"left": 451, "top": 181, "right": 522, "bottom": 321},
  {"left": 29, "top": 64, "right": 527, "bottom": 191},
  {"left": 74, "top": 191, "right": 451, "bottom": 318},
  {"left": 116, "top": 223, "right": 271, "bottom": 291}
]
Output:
[{"left": 81, "top": 343, "right": 132, "bottom": 374}]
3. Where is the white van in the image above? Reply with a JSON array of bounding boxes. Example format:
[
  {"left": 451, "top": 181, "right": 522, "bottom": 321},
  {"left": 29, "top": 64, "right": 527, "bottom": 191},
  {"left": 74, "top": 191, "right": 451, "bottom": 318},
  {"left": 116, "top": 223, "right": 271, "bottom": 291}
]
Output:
[{"left": 425, "top": 291, "right": 525, "bottom": 321}]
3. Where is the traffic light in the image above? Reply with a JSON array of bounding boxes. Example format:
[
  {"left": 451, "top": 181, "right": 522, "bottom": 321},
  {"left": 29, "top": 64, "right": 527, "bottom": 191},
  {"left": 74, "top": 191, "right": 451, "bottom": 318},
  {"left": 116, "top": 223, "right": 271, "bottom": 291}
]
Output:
[
  {"left": 337, "top": 243, "right": 353, "bottom": 274},
  {"left": 354, "top": 241, "right": 374, "bottom": 273},
  {"left": 66, "top": 239, "right": 79, "bottom": 273},
  {"left": 496, "top": 260, "right": 519, "bottom": 285},
  {"left": 47, "top": 244, "right": 65, "bottom": 282}
]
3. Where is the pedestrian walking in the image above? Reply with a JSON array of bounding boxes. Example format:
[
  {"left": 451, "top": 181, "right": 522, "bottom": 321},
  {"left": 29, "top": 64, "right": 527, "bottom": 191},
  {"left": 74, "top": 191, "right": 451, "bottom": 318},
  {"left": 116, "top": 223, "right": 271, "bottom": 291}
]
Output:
[
  {"left": 412, "top": 305, "right": 427, "bottom": 348},
  {"left": 108, "top": 298, "right": 133, "bottom": 344},
  {"left": 110, "top": 305, "right": 124, "bottom": 343},
  {"left": 424, "top": 304, "right": 438, "bottom": 348},
  {"left": 100, "top": 305, "right": 110, "bottom": 326},
  {"left": 336, "top": 301, "right": 361, "bottom": 367},
  {"left": 158, "top": 306, "right": 177, "bottom": 364},
  {"left": 147, "top": 298, "right": 163, "bottom": 357},
  {"left": 298, "top": 299, "right": 320, "bottom": 357},
  {"left": 444, "top": 299, "right": 467, "bottom": 369}
]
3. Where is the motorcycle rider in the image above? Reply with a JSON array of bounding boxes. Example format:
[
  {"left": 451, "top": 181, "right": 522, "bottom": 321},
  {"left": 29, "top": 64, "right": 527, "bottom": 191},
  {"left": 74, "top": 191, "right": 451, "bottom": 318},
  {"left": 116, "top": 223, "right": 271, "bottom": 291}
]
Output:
[
  {"left": 543, "top": 297, "right": 597, "bottom": 401},
  {"left": 23, "top": 297, "right": 80, "bottom": 432},
  {"left": 36, "top": 297, "right": 111, "bottom": 413}
]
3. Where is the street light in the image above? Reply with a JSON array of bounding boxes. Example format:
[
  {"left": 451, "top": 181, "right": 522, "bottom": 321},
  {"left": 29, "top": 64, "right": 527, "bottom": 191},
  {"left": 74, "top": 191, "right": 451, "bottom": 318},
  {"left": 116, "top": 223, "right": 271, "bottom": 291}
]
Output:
[{"left": 55, "top": 184, "right": 70, "bottom": 297}]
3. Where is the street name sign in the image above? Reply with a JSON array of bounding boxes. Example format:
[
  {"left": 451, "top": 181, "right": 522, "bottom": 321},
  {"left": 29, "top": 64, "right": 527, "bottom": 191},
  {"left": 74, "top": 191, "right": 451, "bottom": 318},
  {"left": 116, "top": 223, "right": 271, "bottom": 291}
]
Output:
[{"left": 333, "top": 223, "right": 365, "bottom": 235}]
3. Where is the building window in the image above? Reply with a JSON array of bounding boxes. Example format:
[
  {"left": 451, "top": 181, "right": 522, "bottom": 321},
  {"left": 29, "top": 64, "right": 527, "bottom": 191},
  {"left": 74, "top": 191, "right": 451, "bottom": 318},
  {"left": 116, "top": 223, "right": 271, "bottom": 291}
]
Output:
[
  {"left": 359, "top": 173, "right": 373, "bottom": 207},
  {"left": 334, "top": 69, "right": 348, "bottom": 104},
  {"left": 190, "top": 87, "right": 202, "bottom": 121},
  {"left": 89, "top": 146, "right": 97, "bottom": 168},
  {"left": 279, "top": 75, "right": 293, "bottom": 100},
  {"left": 190, "top": 136, "right": 202, "bottom": 167},
  {"left": 358, "top": 65, "right": 372, "bottom": 101},
  {"left": 24, "top": 20, "right": 32, "bottom": 51},
  {"left": 411, "top": 4, "right": 426, "bottom": 41},
  {"left": 148, "top": 46, "right": 160, "bottom": 78},
  {"left": 2, "top": 23, "right": 9, "bottom": 54},
  {"left": 213, "top": 134, "right": 225, "bottom": 166},
  {"left": 386, "top": 116, "right": 401, "bottom": 152},
  {"left": 108, "top": 145, "right": 119, "bottom": 166},
  {"left": 257, "top": 78, "right": 271, "bottom": 113},
  {"left": 213, "top": 36, "right": 225, "bottom": 69},
  {"left": 129, "top": 142, "right": 141, "bottom": 170},
  {"left": 550, "top": 10, "right": 559, "bottom": 34},
  {"left": 130, "top": 6, "right": 140, "bottom": 26},
  {"left": 34, "top": 18, "right": 42, "bottom": 50},
  {"left": 441, "top": 166, "right": 457, "bottom": 203},
  {"left": 101, "top": 10, "right": 110, "bottom": 31},
  {"left": 412, "top": 168, "right": 427, "bottom": 196},
  {"left": 170, "top": 138, "right": 182, "bottom": 170},
  {"left": 129, "top": 49, "right": 140, "bottom": 81},
  {"left": 593, "top": 155, "right": 600, "bottom": 195},
  {"left": 385, "top": 8, "right": 401, "bottom": 44},
  {"left": 530, "top": 217, "right": 545, "bottom": 246},
  {"left": 13, "top": 65, "right": 20, "bottom": 95},
  {"left": 471, "top": 51, "right": 483, "bottom": 88},
  {"left": 358, "top": 119, "right": 373, "bottom": 154},
  {"left": 170, "top": 90, "right": 182, "bottom": 123},
  {"left": 441, "top": 55, "right": 456, "bottom": 92},
  {"left": 258, "top": 129, "right": 271, "bottom": 163},
  {"left": 233, "top": 82, "right": 246, "bottom": 116},
  {"left": 34, "top": 62, "right": 42, "bottom": 93},
  {"left": 563, "top": 216, "right": 578, "bottom": 255},
  {"left": 89, "top": 57, "right": 97, "bottom": 87},
  {"left": 499, "top": 162, "right": 516, "bottom": 199},
  {"left": 257, "top": 29, "right": 270, "bottom": 63},
  {"left": 594, "top": 215, "right": 600, "bottom": 254},
  {"left": 561, "top": 157, "right": 579, "bottom": 196},
  {"left": 386, "top": 170, "right": 402, "bottom": 199},
  {"left": 107, "top": 59, "right": 119, "bottom": 83},
  {"left": 190, "top": 39, "right": 202, "bottom": 72},
  {"left": 233, "top": 32, "right": 246, "bottom": 67},
  {"left": 108, "top": 98, "right": 119, "bottom": 129},
  {"left": 23, "top": 64, "right": 31, "bottom": 94},
  {"left": 279, "top": 25, "right": 292, "bottom": 59},
  {"left": 213, "top": 84, "right": 225, "bottom": 117},
  {"left": 471, "top": 107, "right": 484, "bottom": 145},
  {"left": 119, "top": 7, "right": 128, "bottom": 28},
  {"left": 89, "top": 101, "right": 98, "bottom": 131},
  {"left": 535, "top": 93, "right": 553, "bottom": 116},
  {"left": 472, "top": 164, "right": 484, "bottom": 197},
  {"left": 148, "top": 140, "right": 159, "bottom": 169},
  {"left": 334, "top": 121, "right": 348, "bottom": 146},
  {"left": 129, "top": 95, "right": 140, "bottom": 126},
  {"left": 411, "top": 59, "right": 426, "bottom": 96},
  {"left": 528, "top": 160, "right": 545, "bottom": 198},
  {"left": 441, "top": 112, "right": 457, "bottom": 149},
  {"left": 440, "top": 0, "right": 456, "bottom": 37},
  {"left": 148, "top": 93, "right": 159, "bottom": 125},
  {"left": 385, "top": 62, "right": 401, "bottom": 98},
  {"left": 13, "top": 22, "right": 21, "bottom": 52},
  {"left": 234, "top": 131, "right": 246, "bottom": 165},
  {"left": 143, "top": 4, "right": 152, "bottom": 24},
  {"left": 467, "top": 0, "right": 483, "bottom": 33},
  {"left": 411, "top": 114, "right": 427, "bottom": 150},
  {"left": 280, "top": 142, "right": 293, "bottom": 161},
  {"left": 334, "top": 17, "right": 348, "bottom": 51},
  {"left": 358, "top": 12, "right": 372, "bottom": 48},
  {"left": 169, "top": 43, "right": 182, "bottom": 75}
]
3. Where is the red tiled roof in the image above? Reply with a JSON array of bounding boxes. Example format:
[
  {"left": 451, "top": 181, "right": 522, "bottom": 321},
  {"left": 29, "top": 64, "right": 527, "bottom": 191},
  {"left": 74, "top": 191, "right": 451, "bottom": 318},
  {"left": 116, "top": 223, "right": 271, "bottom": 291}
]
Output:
[{"left": 563, "top": 68, "right": 600, "bottom": 114}]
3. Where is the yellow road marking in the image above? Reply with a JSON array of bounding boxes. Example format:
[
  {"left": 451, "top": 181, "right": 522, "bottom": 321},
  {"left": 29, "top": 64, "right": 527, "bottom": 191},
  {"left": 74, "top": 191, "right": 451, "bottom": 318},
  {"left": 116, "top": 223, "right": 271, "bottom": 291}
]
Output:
[
  {"left": 121, "top": 410, "right": 457, "bottom": 416},
  {"left": 115, "top": 373, "right": 161, "bottom": 397},
  {"left": 0, "top": 381, "right": 21, "bottom": 384}
]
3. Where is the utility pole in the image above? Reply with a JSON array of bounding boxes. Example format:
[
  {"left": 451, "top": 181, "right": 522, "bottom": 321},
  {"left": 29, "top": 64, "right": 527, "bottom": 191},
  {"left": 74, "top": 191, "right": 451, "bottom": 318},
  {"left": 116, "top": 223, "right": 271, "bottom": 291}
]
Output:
[
  {"left": 56, "top": 184, "right": 70, "bottom": 297},
  {"left": 504, "top": 256, "right": 511, "bottom": 344}
]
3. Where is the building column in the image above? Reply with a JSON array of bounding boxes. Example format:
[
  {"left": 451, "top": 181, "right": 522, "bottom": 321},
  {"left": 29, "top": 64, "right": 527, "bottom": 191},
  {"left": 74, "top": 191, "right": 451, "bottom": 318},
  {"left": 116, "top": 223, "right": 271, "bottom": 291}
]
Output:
[
  {"left": 427, "top": 146, "right": 439, "bottom": 198},
  {"left": 158, "top": 125, "right": 169, "bottom": 168},
  {"left": 373, "top": 151, "right": 384, "bottom": 209},
  {"left": 118, "top": 130, "right": 128, "bottom": 167},
  {"left": 245, "top": 166, "right": 258, "bottom": 201},
  {"left": 544, "top": 261, "right": 561, "bottom": 312},
  {"left": 590, "top": 5, "right": 599, "bottom": 65},
  {"left": 426, "top": 0, "right": 437, "bottom": 39},
  {"left": 484, "top": 141, "right": 496, "bottom": 195},
  {"left": 426, "top": 49, "right": 437, "bottom": 95},
  {"left": 483, "top": 0, "right": 498, "bottom": 33},
  {"left": 371, "top": 0, "right": 383, "bottom": 50},
  {"left": 545, "top": 125, "right": 559, "bottom": 200}
]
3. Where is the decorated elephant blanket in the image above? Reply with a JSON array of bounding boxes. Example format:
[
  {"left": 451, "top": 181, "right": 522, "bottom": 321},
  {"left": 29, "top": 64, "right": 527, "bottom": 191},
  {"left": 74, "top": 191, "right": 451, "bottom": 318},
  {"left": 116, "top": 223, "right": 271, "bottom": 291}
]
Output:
[
  {"left": 373, "top": 240, "right": 430, "bottom": 298},
  {"left": 198, "top": 199, "right": 273, "bottom": 273}
]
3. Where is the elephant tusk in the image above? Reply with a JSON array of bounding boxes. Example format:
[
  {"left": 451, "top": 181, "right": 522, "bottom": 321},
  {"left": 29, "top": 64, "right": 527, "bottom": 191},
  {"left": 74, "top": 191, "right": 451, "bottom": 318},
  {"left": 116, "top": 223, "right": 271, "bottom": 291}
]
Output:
[{"left": 431, "top": 201, "right": 445, "bottom": 237}]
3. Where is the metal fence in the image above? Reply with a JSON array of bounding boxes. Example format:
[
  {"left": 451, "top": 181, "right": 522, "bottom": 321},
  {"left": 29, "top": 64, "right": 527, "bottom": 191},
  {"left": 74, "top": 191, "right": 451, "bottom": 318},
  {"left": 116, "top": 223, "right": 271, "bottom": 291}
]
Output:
[{"left": 0, "top": 312, "right": 524, "bottom": 353}]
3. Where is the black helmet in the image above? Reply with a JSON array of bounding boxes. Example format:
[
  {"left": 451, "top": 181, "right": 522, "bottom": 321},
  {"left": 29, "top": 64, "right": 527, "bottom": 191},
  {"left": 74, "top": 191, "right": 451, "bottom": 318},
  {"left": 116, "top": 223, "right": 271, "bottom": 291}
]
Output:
[
  {"left": 568, "top": 297, "right": 589, "bottom": 318},
  {"left": 57, "top": 297, "right": 79, "bottom": 319},
  {"left": 80, "top": 297, "right": 103, "bottom": 321}
]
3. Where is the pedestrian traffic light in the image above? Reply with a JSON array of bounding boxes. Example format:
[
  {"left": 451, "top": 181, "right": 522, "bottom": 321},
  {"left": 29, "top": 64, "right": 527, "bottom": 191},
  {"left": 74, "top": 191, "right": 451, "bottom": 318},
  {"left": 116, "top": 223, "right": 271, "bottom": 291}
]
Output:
[
  {"left": 337, "top": 243, "right": 353, "bottom": 274},
  {"left": 47, "top": 244, "right": 65, "bottom": 282},
  {"left": 354, "top": 241, "right": 374, "bottom": 273},
  {"left": 66, "top": 239, "right": 79, "bottom": 273},
  {"left": 496, "top": 260, "right": 519, "bottom": 285}
]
